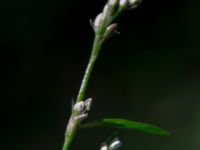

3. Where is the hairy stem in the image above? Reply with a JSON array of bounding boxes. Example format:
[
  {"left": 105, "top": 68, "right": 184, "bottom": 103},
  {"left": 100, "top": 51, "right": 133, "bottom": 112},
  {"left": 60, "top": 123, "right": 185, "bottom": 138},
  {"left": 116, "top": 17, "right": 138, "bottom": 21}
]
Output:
[{"left": 62, "top": 35, "right": 103, "bottom": 150}]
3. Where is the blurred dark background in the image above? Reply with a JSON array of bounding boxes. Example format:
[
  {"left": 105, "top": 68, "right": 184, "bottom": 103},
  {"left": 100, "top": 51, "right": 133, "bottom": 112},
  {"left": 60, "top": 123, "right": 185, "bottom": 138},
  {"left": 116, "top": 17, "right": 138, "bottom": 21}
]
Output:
[{"left": 1, "top": 0, "right": 200, "bottom": 149}]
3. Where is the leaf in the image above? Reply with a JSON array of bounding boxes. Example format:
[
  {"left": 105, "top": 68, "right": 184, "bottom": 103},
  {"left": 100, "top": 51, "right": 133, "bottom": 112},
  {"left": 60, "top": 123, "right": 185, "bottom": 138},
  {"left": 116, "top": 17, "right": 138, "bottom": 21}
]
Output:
[{"left": 80, "top": 118, "right": 170, "bottom": 135}]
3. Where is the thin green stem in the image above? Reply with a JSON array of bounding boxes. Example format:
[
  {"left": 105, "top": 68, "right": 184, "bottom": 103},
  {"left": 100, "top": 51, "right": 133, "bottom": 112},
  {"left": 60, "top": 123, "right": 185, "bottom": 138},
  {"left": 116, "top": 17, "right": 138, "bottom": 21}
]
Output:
[
  {"left": 62, "top": 35, "right": 103, "bottom": 150},
  {"left": 77, "top": 35, "right": 103, "bottom": 102}
]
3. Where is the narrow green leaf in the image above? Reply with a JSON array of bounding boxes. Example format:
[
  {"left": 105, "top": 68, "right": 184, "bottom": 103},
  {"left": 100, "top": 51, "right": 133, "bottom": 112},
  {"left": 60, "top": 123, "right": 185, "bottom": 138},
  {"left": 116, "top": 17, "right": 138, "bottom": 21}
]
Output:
[{"left": 80, "top": 118, "right": 170, "bottom": 135}]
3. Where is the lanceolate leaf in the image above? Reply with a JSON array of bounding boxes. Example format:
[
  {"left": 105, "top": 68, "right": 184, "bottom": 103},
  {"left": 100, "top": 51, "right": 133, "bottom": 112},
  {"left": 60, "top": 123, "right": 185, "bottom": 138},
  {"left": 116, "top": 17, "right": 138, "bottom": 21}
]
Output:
[{"left": 80, "top": 118, "right": 170, "bottom": 135}]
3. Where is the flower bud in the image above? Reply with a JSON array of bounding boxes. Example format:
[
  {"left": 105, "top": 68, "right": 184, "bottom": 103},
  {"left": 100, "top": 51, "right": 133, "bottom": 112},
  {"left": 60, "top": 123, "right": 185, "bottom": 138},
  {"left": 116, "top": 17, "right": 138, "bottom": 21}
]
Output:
[
  {"left": 94, "top": 13, "right": 103, "bottom": 32},
  {"left": 128, "top": 0, "right": 142, "bottom": 9},
  {"left": 84, "top": 98, "right": 92, "bottom": 111},
  {"left": 104, "top": 23, "right": 118, "bottom": 39},
  {"left": 109, "top": 138, "right": 122, "bottom": 150},
  {"left": 100, "top": 144, "right": 108, "bottom": 150},
  {"left": 73, "top": 101, "right": 85, "bottom": 112},
  {"left": 103, "top": 4, "right": 109, "bottom": 14},
  {"left": 119, "top": 0, "right": 128, "bottom": 8}
]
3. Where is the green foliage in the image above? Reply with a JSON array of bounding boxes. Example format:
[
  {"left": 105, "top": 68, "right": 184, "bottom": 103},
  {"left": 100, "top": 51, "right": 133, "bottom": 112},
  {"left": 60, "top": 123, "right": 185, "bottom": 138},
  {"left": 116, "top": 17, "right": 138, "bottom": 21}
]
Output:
[{"left": 80, "top": 118, "right": 170, "bottom": 136}]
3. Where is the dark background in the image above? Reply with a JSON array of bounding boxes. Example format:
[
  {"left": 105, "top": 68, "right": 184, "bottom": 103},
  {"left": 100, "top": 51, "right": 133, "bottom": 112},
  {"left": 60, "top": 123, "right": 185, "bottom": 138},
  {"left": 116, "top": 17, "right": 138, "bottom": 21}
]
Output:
[{"left": 1, "top": 0, "right": 200, "bottom": 149}]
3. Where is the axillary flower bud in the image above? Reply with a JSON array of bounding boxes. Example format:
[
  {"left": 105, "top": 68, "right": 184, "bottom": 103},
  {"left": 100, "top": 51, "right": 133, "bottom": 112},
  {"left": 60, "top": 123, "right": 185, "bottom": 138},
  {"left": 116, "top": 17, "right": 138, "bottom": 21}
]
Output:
[
  {"left": 104, "top": 23, "right": 118, "bottom": 39},
  {"left": 128, "top": 0, "right": 142, "bottom": 9},
  {"left": 73, "top": 101, "right": 85, "bottom": 112}
]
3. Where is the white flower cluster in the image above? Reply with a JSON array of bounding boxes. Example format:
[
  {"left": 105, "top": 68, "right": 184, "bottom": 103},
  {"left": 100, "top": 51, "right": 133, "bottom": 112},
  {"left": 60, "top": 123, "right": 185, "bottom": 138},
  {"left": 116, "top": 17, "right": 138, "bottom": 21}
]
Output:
[{"left": 93, "top": 0, "right": 142, "bottom": 39}]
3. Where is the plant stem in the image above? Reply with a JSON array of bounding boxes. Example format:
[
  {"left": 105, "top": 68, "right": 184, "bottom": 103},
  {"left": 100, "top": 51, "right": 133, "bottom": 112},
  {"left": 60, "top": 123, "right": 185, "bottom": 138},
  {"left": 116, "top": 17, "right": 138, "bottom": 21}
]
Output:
[
  {"left": 62, "top": 117, "right": 78, "bottom": 150},
  {"left": 61, "top": 0, "right": 142, "bottom": 149},
  {"left": 76, "top": 35, "right": 103, "bottom": 102},
  {"left": 62, "top": 35, "right": 103, "bottom": 150}
]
